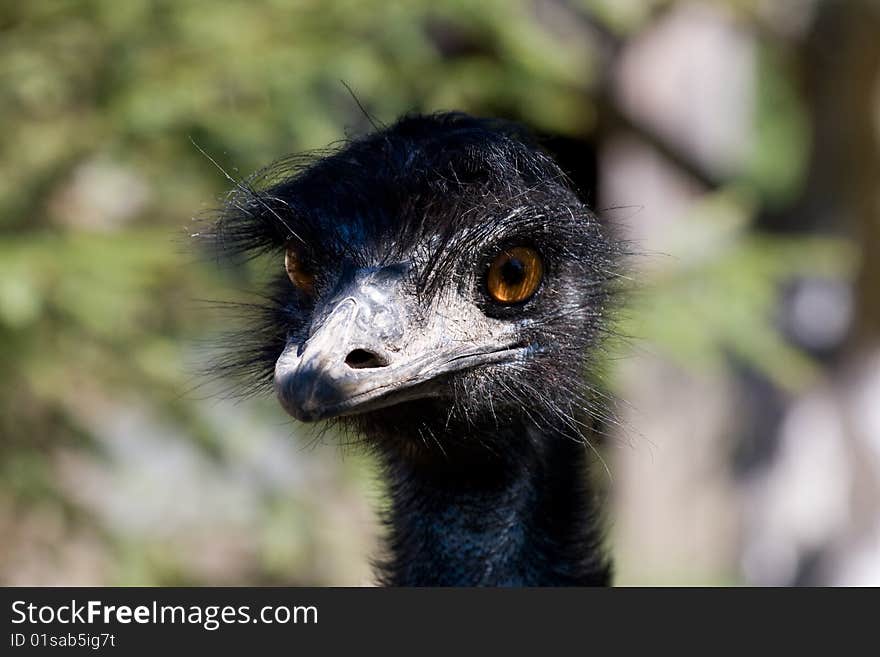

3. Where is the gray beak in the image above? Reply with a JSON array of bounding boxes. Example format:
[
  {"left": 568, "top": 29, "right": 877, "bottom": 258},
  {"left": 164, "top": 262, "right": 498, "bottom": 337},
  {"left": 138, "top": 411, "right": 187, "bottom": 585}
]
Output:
[{"left": 273, "top": 265, "right": 524, "bottom": 422}]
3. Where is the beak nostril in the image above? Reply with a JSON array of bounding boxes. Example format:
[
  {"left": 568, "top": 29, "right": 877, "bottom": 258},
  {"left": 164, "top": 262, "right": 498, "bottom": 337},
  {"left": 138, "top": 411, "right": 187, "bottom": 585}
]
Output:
[{"left": 345, "top": 348, "right": 390, "bottom": 369}]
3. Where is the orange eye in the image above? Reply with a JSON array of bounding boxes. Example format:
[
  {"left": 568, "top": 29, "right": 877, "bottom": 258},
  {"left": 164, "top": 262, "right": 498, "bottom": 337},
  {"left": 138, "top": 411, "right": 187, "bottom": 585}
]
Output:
[
  {"left": 284, "top": 245, "right": 315, "bottom": 295},
  {"left": 486, "top": 246, "right": 543, "bottom": 304}
]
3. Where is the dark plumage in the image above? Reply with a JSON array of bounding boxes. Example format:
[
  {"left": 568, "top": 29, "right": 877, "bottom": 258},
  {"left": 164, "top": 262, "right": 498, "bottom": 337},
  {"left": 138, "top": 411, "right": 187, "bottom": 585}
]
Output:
[{"left": 205, "top": 112, "right": 621, "bottom": 586}]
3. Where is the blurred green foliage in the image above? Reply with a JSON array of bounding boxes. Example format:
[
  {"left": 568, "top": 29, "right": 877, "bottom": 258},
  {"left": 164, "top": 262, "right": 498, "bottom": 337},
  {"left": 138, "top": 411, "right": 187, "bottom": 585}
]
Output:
[
  {"left": 622, "top": 189, "right": 854, "bottom": 391},
  {"left": 0, "top": 0, "right": 853, "bottom": 584}
]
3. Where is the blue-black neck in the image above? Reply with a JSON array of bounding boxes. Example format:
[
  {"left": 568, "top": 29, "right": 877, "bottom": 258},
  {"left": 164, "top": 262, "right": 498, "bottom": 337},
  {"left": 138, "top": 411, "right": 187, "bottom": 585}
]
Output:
[{"left": 375, "top": 422, "right": 610, "bottom": 586}]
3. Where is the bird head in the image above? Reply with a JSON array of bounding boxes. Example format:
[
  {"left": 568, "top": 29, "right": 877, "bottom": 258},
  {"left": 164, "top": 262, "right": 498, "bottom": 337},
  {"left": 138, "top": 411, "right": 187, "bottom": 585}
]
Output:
[{"left": 209, "top": 112, "right": 619, "bottom": 454}]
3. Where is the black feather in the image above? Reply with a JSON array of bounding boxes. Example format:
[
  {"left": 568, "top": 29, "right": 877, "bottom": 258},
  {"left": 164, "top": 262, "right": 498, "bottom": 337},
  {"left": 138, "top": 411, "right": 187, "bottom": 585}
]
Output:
[{"left": 200, "top": 111, "right": 626, "bottom": 586}]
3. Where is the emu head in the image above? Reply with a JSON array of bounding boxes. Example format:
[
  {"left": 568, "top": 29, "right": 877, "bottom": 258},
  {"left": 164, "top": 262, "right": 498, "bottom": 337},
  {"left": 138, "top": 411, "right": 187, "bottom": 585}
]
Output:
[{"left": 210, "top": 112, "right": 617, "bottom": 456}]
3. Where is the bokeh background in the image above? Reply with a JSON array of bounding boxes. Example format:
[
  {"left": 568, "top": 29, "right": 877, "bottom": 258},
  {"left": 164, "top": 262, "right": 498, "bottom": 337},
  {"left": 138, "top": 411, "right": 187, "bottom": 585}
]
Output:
[{"left": 2, "top": 0, "right": 878, "bottom": 586}]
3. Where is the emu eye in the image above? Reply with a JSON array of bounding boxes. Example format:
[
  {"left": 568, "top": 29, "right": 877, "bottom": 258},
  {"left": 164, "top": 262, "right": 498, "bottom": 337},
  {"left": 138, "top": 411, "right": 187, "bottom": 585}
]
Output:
[
  {"left": 486, "top": 246, "right": 543, "bottom": 304},
  {"left": 284, "top": 245, "right": 315, "bottom": 295}
]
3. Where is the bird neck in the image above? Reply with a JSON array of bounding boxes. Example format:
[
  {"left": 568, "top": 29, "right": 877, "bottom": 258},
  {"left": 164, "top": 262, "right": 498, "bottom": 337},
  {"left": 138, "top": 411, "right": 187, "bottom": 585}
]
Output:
[{"left": 375, "top": 420, "right": 610, "bottom": 586}]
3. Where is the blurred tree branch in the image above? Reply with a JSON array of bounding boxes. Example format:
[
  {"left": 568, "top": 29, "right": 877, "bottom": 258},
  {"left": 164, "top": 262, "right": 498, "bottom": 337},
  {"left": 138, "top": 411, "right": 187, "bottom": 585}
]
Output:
[{"left": 794, "top": 0, "right": 879, "bottom": 349}]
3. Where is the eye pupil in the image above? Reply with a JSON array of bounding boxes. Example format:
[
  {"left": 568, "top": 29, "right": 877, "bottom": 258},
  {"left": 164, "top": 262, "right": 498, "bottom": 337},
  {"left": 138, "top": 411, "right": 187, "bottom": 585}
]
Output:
[{"left": 500, "top": 258, "right": 525, "bottom": 285}]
